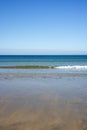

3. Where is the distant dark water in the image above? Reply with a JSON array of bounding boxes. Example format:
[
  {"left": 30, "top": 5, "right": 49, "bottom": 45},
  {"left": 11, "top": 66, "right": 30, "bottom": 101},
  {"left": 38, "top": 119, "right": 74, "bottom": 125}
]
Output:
[{"left": 0, "top": 55, "right": 87, "bottom": 62}]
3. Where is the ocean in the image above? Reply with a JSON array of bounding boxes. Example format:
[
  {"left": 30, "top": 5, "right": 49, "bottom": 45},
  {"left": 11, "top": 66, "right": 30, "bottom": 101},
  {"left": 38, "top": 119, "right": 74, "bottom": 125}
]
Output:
[
  {"left": 0, "top": 55, "right": 87, "bottom": 130},
  {"left": 0, "top": 55, "right": 87, "bottom": 74}
]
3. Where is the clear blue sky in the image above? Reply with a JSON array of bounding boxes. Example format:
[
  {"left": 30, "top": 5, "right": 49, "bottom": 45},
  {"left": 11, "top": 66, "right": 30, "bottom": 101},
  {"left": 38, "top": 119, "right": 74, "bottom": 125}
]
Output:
[{"left": 0, "top": 0, "right": 87, "bottom": 55}]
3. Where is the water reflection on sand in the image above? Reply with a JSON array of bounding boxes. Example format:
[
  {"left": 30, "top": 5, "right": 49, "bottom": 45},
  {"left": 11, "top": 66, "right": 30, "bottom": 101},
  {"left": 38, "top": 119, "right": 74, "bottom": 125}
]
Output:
[{"left": 0, "top": 76, "right": 87, "bottom": 130}]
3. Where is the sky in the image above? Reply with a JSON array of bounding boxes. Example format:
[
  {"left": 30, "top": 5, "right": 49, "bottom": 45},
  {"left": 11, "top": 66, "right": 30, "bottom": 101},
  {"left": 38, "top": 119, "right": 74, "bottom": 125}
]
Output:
[{"left": 0, "top": 0, "right": 87, "bottom": 55}]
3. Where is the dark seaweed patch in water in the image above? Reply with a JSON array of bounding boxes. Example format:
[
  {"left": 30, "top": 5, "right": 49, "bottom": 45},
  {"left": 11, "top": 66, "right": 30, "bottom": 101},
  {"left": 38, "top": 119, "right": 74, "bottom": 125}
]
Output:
[{"left": 0, "top": 65, "right": 54, "bottom": 69}]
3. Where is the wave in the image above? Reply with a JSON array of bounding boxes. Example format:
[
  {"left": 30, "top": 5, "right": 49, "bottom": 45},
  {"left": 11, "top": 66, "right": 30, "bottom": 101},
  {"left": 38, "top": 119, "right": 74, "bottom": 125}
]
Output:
[
  {"left": 0, "top": 65, "right": 54, "bottom": 69},
  {"left": 55, "top": 65, "right": 87, "bottom": 69},
  {"left": 0, "top": 65, "right": 87, "bottom": 70}
]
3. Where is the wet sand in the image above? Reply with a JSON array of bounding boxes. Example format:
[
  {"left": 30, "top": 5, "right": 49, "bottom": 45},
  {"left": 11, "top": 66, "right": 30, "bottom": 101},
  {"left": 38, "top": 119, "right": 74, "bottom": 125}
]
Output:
[
  {"left": 0, "top": 73, "right": 87, "bottom": 77},
  {"left": 0, "top": 75, "right": 87, "bottom": 130}
]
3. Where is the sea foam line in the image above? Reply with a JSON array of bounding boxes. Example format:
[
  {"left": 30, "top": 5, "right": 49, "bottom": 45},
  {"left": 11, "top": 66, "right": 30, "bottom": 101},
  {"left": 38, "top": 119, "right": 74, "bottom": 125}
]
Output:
[{"left": 55, "top": 66, "right": 87, "bottom": 69}]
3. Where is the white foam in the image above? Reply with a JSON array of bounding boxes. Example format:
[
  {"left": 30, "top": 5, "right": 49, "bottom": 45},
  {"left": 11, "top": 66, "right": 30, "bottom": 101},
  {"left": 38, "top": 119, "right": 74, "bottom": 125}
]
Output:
[{"left": 55, "top": 66, "right": 87, "bottom": 70}]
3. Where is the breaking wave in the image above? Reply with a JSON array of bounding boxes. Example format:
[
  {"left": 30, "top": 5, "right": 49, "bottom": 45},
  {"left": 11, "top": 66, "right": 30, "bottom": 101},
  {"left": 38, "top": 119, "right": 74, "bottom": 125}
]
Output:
[{"left": 55, "top": 66, "right": 87, "bottom": 70}]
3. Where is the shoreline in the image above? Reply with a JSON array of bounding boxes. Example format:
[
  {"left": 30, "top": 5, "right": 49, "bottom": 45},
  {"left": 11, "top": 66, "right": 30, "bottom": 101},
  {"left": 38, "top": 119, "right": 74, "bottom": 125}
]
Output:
[{"left": 0, "top": 73, "right": 87, "bottom": 77}]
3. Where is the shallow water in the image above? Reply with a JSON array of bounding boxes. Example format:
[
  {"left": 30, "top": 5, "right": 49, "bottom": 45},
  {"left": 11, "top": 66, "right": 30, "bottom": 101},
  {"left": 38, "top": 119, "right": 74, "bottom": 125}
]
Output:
[{"left": 0, "top": 76, "right": 87, "bottom": 130}]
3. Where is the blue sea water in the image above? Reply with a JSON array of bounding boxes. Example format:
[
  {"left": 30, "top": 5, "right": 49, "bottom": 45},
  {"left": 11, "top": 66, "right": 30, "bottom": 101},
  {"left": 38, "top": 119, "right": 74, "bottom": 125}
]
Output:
[{"left": 0, "top": 55, "right": 87, "bottom": 74}]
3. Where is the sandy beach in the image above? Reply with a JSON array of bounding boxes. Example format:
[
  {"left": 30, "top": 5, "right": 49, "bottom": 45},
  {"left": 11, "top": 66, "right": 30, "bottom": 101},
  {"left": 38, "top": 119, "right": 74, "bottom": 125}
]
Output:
[{"left": 0, "top": 75, "right": 87, "bottom": 130}]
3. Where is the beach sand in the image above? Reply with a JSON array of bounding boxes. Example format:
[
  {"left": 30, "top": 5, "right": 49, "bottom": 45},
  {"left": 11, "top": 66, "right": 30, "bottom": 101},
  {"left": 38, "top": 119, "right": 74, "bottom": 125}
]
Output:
[{"left": 0, "top": 75, "right": 87, "bottom": 130}]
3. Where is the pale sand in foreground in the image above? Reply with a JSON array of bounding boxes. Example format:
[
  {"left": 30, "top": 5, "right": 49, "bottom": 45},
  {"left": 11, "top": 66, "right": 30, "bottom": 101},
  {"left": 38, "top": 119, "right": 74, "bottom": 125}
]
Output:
[{"left": 0, "top": 76, "right": 87, "bottom": 130}]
